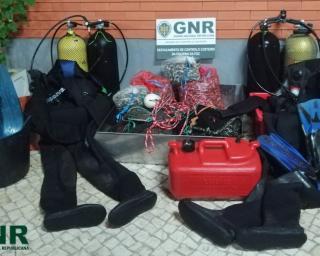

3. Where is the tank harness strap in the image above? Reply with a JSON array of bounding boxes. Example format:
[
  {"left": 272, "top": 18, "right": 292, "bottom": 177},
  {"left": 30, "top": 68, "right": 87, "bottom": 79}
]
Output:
[{"left": 219, "top": 96, "right": 270, "bottom": 118}]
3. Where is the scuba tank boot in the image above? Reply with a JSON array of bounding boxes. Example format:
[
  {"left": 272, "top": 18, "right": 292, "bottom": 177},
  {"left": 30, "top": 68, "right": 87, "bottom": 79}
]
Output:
[
  {"left": 40, "top": 144, "right": 107, "bottom": 232},
  {"left": 178, "top": 199, "right": 262, "bottom": 247},
  {"left": 235, "top": 182, "right": 307, "bottom": 250},
  {"left": 70, "top": 142, "right": 157, "bottom": 227}
]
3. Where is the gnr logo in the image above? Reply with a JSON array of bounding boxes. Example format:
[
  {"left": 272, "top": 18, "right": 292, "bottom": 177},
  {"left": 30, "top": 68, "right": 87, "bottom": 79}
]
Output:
[
  {"left": 0, "top": 225, "right": 29, "bottom": 251},
  {"left": 174, "top": 21, "right": 214, "bottom": 34}
]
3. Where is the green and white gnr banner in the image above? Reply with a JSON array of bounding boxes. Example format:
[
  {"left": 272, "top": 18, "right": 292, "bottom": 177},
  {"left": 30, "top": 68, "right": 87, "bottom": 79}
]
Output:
[{"left": 156, "top": 18, "right": 216, "bottom": 59}]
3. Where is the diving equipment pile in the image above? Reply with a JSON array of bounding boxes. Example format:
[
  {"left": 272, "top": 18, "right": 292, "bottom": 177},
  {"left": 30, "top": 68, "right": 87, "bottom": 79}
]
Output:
[{"left": 7, "top": 8, "right": 320, "bottom": 252}]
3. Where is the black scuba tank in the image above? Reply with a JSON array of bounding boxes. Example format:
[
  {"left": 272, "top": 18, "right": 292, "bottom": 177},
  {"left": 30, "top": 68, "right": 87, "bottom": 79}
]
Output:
[
  {"left": 87, "top": 26, "right": 120, "bottom": 95},
  {"left": 247, "top": 29, "right": 282, "bottom": 94}
]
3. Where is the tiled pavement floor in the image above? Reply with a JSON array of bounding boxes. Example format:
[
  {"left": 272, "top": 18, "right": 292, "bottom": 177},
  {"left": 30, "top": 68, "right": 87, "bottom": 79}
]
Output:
[{"left": 1, "top": 151, "right": 320, "bottom": 256}]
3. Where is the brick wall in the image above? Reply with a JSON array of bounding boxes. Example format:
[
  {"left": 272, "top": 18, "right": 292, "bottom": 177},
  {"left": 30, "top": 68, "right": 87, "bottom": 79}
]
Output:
[{"left": 20, "top": 0, "right": 320, "bottom": 39}]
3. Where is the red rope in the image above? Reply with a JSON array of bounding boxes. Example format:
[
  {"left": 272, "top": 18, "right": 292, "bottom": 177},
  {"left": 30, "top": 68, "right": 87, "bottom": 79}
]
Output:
[{"left": 145, "top": 66, "right": 223, "bottom": 151}]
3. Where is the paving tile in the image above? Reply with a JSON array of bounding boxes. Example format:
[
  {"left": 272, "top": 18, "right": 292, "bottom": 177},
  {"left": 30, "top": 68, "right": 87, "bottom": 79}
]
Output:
[
  {"left": 159, "top": 238, "right": 180, "bottom": 252},
  {"left": 135, "top": 230, "right": 150, "bottom": 243},
  {"left": 111, "top": 244, "right": 133, "bottom": 256},
  {"left": 311, "top": 245, "right": 320, "bottom": 256},
  {"left": 302, "top": 239, "right": 316, "bottom": 252},
  {"left": 168, "top": 252, "right": 183, "bottom": 256},
  {"left": 128, "top": 241, "right": 143, "bottom": 252},
  {"left": 122, "top": 235, "right": 136, "bottom": 247},
  {"left": 146, "top": 236, "right": 162, "bottom": 249},
  {"left": 177, "top": 243, "right": 197, "bottom": 256},
  {"left": 86, "top": 239, "right": 102, "bottom": 253}
]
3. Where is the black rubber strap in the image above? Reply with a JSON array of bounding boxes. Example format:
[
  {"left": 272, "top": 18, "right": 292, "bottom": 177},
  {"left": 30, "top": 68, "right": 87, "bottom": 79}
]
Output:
[{"left": 220, "top": 96, "right": 270, "bottom": 119}]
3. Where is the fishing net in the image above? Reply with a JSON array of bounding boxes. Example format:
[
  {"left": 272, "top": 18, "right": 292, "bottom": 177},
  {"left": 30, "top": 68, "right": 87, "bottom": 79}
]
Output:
[
  {"left": 179, "top": 65, "right": 224, "bottom": 109},
  {"left": 161, "top": 56, "right": 200, "bottom": 85},
  {"left": 145, "top": 65, "right": 224, "bottom": 151},
  {"left": 112, "top": 86, "right": 148, "bottom": 122},
  {"left": 130, "top": 71, "right": 171, "bottom": 92}
]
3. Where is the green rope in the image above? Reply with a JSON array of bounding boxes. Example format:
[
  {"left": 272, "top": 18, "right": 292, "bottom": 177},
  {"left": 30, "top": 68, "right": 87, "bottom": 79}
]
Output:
[
  {"left": 123, "top": 120, "right": 136, "bottom": 133},
  {"left": 101, "top": 86, "right": 108, "bottom": 94},
  {"left": 183, "top": 125, "right": 192, "bottom": 135}
]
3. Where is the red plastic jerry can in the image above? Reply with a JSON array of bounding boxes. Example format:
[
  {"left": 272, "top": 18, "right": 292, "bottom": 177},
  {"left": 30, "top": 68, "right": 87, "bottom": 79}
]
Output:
[{"left": 168, "top": 138, "right": 261, "bottom": 200}]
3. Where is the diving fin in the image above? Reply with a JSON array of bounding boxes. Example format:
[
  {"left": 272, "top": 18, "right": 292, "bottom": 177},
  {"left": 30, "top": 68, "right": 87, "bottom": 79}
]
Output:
[
  {"left": 258, "top": 133, "right": 311, "bottom": 173},
  {"left": 298, "top": 99, "right": 320, "bottom": 170},
  {"left": 258, "top": 133, "right": 318, "bottom": 188},
  {"left": 0, "top": 65, "right": 24, "bottom": 139},
  {"left": 298, "top": 99, "right": 320, "bottom": 135}
]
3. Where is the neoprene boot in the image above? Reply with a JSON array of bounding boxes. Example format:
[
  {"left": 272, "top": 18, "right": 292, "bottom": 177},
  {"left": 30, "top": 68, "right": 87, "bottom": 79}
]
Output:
[
  {"left": 179, "top": 175, "right": 320, "bottom": 249},
  {"left": 236, "top": 182, "right": 307, "bottom": 250},
  {"left": 178, "top": 198, "right": 262, "bottom": 247},
  {"left": 178, "top": 179, "right": 266, "bottom": 247},
  {"left": 299, "top": 186, "right": 320, "bottom": 209},
  {"left": 178, "top": 151, "right": 269, "bottom": 247},
  {"left": 40, "top": 144, "right": 107, "bottom": 232},
  {"left": 69, "top": 142, "right": 157, "bottom": 227},
  {"left": 272, "top": 171, "right": 320, "bottom": 209}
]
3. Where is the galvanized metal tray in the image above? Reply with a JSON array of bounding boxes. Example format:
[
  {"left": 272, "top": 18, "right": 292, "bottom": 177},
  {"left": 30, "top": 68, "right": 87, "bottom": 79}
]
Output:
[{"left": 95, "top": 85, "right": 244, "bottom": 165}]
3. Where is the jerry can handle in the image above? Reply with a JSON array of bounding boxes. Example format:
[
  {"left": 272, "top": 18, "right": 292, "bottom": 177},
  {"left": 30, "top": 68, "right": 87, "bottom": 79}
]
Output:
[{"left": 198, "top": 139, "right": 230, "bottom": 159}]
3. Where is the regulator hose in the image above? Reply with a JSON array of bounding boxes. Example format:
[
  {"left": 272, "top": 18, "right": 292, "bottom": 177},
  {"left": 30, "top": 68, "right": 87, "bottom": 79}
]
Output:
[
  {"left": 49, "top": 22, "right": 68, "bottom": 67},
  {"left": 110, "top": 22, "right": 129, "bottom": 84}
]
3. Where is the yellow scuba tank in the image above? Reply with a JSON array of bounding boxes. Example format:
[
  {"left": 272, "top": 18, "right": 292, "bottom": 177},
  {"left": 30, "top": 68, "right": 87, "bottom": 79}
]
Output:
[
  {"left": 285, "top": 25, "right": 318, "bottom": 66},
  {"left": 57, "top": 22, "right": 88, "bottom": 72}
]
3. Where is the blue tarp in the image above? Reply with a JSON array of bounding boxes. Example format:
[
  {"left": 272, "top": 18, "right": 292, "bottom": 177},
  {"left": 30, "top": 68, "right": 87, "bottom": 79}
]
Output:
[{"left": 0, "top": 64, "right": 24, "bottom": 139}]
